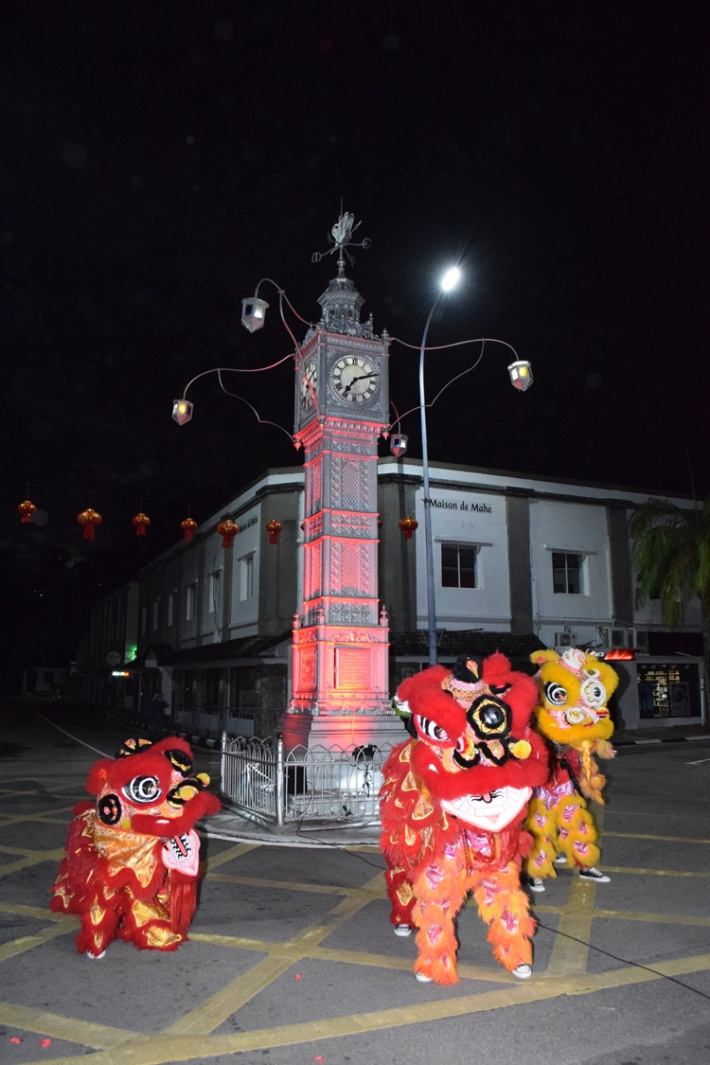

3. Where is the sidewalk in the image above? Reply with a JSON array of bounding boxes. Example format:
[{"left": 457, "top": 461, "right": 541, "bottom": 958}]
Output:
[{"left": 204, "top": 724, "right": 710, "bottom": 848}]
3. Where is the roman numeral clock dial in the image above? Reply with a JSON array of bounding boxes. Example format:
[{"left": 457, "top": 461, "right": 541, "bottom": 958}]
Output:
[{"left": 329, "top": 354, "right": 380, "bottom": 404}]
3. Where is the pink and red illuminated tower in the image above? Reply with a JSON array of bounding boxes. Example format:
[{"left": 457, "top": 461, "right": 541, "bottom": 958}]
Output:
[{"left": 282, "top": 215, "right": 401, "bottom": 750}]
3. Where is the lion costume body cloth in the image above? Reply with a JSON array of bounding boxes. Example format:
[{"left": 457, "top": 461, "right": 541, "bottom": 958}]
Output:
[
  {"left": 524, "top": 647, "right": 619, "bottom": 880},
  {"left": 380, "top": 652, "right": 548, "bottom": 984},
  {"left": 51, "top": 736, "right": 221, "bottom": 957}
]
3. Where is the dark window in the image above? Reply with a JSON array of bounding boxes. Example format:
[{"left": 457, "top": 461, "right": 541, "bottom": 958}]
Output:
[
  {"left": 442, "top": 544, "right": 477, "bottom": 588},
  {"left": 552, "top": 551, "right": 584, "bottom": 594}
]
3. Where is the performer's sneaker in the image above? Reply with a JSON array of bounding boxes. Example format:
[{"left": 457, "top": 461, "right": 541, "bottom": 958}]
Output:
[
  {"left": 554, "top": 853, "right": 567, "bottom": 866},
  {"left": 529, "top": 877, "right": 546, "bottom": 893},
  {"left": 579, "top": 867, "right": 610, "bottom": 882},
  {"left": 87, "top": 950, "right": 106, "bottom": 959},
  {"left": 415, "top": 970, "right": 433, "bottom": 983},
  {"left": 512, "top": 963, "right": 532, "bottom": 979},
  {"left": 394, "top": 924, "right": 412, "bottom": 937}
]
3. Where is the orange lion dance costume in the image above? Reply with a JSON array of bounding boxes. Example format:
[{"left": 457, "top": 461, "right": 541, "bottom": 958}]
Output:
[
  {"left": 380, "top": 652, "right": 548, "bottom": 984},
  {"left": 51, "top": 736, "right": 221, "bottom": 957},
  {"left": 525, "top": 647, "right": 619, "bottom": 888}
]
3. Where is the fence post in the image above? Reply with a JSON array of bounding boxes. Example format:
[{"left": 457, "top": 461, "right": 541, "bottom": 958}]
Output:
[
  {"left": 275, "top": 732, "right": 285, "bottom": 827},
  {"left": 220, "top": 730, "right": 227, "bottom": 795}
]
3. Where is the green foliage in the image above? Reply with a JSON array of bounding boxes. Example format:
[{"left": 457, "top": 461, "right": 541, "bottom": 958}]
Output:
[{"left": 629, "top": 496, "right": 710, "bottom": 627}]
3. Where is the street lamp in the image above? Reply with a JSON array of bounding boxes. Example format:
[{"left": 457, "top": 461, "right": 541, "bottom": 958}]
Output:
[
  {"left": 420, "top": 266, "right": 461, "bottom": 667},
  {"left": 417, "top": 267, "right": 532, "bottom": 666}
]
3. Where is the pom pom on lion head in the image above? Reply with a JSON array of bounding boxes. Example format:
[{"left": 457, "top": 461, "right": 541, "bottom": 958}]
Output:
[
  {"left": 86, "top": 735, "right": 221, "bottom": 837},
  {"left": 529, "top": 647, "right": 619, "bottom": 748},
  {"left": 391, "top": 652, "right": 548, "bottom": 833}
]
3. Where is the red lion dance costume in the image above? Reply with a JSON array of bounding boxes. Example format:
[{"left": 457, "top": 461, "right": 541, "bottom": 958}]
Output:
[
  {"left": 51, "top": 736, "right": 221, "bottom": 957},
  {"left": 380, "top": 652, "right": 548, "bottom": 984},
  {"left": 524, "top": 647, "right": 619, "bottom": 889}
]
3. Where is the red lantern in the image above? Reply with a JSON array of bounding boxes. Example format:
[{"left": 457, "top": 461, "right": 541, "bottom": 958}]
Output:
[
  {"left": 266, "top": 519, "right": 282, "bottom": 545},
  {"left": 78, "top": 508, "right": 102, "bottom": 541},
  {"left": 216, "top": 519, "right": 239, "bottom": 549},
  {"left": 18, "top": 499, "right": 37, "bottom": 524},
  {"left": 132, "top": 512, "right": 150, "bottom": 536},
  {"left": 399, "top": 516, "right": 418, "bottom": 540},
  {"left": 181, "top": 517, "right": 198, "bottom": 542}
]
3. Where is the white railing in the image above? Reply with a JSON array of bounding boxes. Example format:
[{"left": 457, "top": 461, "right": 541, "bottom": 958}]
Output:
[{"left": 220, "top": 733, "right": 392, "bottom": 826}]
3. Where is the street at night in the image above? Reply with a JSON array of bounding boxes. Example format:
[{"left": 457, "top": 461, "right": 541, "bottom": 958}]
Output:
[{"left": 1, "top": 701, "right": 709, "bottom": 1064}]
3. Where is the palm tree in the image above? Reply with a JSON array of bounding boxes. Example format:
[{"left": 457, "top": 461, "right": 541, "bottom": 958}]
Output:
[{"left": 628, "top": 496, "right": 710, "bottom": 703}]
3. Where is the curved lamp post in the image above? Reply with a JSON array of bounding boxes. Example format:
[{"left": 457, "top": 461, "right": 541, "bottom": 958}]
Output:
[{"left": 419, "top": 267, "right": 461, "bottom": 666}]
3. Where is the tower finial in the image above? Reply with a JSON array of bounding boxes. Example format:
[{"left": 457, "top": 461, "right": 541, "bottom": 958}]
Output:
[{"left": 312, "top": 210, "right": 371, "bottom": 266}]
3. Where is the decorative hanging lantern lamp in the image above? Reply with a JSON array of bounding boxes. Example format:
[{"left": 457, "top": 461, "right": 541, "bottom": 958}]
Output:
[
  {"left": 216, "top": 518, "right": 239, "bottom": 549},
  {"left": 78, "top": 508, "right": 102, "bottom": 541},
  {"left": 18, "top": 499, "right": 37, "bottom": 524},
  {"left": 399, "top": 516, "right": 419, "bottom": 540},
  {"left": 389, "top": 433, "right": 409, "bottom": 458},
  {"left": 266, "top": 519, "right": 282, "bottom": 545},
  {"left": 180, "top": 517, "right": 198, "bottom": 542},
  {"left": 132, "top": 512, "right": 150, "bottom": 536},
  {"left": 507, "top": 360, "right": 533, "bottom": 392},
  {"left": 241, "top": 296, "right": 269, "bottom": 333},
  {"left": 172, "top": 398, "right": 194, "bottom": 425}
]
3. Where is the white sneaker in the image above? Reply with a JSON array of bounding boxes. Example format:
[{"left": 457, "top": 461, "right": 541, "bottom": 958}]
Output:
[
  {"left": 554, "top": 853, "right": 567, "bottom": 866},
  {"left": 529, "top": 877, "right": 546, "bottom": 893},
  {"left": 394, "top": 924, "right": 412, "bottom": 937},
  {"left": 512, "top": 963, "right": 532, "bottom": 979},
  {"left": 578, "top": 867, "right": 610, "bottom": 882},
  {"left": 415, "top": 970, "right": 433, "bottom": 983},
  {"left": 87, "top": 950, "right": 106, "bottom": 960}
]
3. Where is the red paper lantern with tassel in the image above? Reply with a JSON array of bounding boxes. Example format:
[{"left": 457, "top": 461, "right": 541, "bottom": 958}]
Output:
[
  {"left": 132, "top": 512, "right": 150, "bottom": 536},
  {"left": 216, "top": 519, "right": 239, "bottom": 549},
  {"left": 181, "top": 517, "right": 198, "bottom": 542},
  {"left": 398, "top": 516, "right": 418, "bottom": 540},
  {"left": 18, "top": 499, "right": 37, "bottom": 524},
  {"left": 78, "top": 508, "right": 102, "bottom": 541},
  {"left": 266, "top": 519, "right": 282, "bottom": 545}
]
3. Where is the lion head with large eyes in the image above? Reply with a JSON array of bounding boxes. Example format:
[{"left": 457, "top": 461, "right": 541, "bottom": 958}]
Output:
[
  {"left": 529, "top": 647, "right": 619, "bottom": 748},
  {"left": 391, "top": 652, "right": 549, "bottom": 833}
]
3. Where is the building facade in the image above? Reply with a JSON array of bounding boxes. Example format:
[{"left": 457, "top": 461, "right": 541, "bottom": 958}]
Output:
[{"left": 82, "top": 460, "right": 705, "bottom": 735}]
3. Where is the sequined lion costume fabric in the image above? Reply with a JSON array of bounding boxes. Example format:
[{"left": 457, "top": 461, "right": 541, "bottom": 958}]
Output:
[
  {"left": 380, "top": 652, "right": 549, "bottom": 984},
  {"left": 524, "top": 648, "right": 619, "bottom": 881},
  {"left": 51, "top": 736, "right": 221, "bottom": 957}
]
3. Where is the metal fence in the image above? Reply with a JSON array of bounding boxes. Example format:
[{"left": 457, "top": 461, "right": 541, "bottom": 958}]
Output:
[{"left": 220, "top": 733, "right": 392, "bottom": 827}]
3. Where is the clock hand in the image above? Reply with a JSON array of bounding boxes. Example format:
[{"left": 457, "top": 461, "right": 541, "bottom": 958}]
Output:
[{"left": 341, "top": 371, "right": 379, "bottom": 396}]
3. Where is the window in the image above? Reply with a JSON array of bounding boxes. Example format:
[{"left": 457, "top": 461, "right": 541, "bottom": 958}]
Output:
[
  {"left": 441, "top": 543, "right": 477, "bottom": 588},
  {"left": 552, "top": 552, "right": 585, "bottom": 594},
  {"left": 208, "top": 571, "right": 221, "bottom": 614},
  {"left": 152, "top": 598, "right": 160, "bottom": 631},
  {"left": 239, "top": 554, "right": 255, "bottom": 601},
  {"left": 186, "top": 583, "right": 196, "bottom": 621},
  {"left": 167, "top": 593, "right": 174, "bottom": 627}
]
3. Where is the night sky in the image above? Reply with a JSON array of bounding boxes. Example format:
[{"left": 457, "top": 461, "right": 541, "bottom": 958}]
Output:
[{"left": 2, "top": 3, "right": 707, "bottom": 677}]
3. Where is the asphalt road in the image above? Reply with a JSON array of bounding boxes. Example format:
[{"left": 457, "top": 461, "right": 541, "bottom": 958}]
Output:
[{"left": 1, "top": 700, "right": 709, "bottom": 1065}]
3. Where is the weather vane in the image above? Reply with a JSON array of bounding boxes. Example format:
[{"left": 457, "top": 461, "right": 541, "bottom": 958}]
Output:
[{"left": 312, "top": 210, "right": 371, "bottom": 266}]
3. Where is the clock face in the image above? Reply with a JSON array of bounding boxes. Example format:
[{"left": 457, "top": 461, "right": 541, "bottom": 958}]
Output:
[
  {"left": 330, "top": 354, "right": 380, "bottom": 405},
  {"left": 300, "top": 360, "right": 318, "bottom": 409}
]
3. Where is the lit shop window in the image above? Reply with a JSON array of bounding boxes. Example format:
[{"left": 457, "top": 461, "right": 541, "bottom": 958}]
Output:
[{"left": 441, "top": 543, "right": 477, "bottom": 589}]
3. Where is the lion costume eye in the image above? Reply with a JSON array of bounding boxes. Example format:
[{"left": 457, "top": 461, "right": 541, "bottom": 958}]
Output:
[
  {"left": 123, "top": 775, "right": 162, "bottom": 804},
  {"left": 564, "top": 708, "right": 586, "bottom": 724},
  {"left": 544, "top": 681, "right": 569, "bottom": 706},
  {"left": 417, "top": 717, "right": 450, "bottom": 743},
  {"left": 581, "top": 677, "right": 606, "bottom": 706}
]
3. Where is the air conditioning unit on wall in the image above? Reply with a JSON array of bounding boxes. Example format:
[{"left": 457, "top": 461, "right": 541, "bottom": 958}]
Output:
[{"left": 555, "top": 632, "right": 575, "bottom": 647}]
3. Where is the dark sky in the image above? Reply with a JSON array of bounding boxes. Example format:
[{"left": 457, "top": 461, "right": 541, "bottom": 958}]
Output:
[{"left": 2, "top": 3, "right": 708, "bottom": 670}]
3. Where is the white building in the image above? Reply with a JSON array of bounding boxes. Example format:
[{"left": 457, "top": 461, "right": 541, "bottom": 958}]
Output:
[{"left": 83, "top": 459, "right": 705, "bottom": 735}]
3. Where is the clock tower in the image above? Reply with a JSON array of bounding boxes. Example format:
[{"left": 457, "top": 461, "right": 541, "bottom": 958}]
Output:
[{"left": 283, "top": 214, "right": 400, "bottom": 750}]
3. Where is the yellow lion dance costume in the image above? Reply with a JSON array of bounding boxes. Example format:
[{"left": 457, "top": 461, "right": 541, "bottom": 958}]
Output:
[{"left": 525, "top": 647, "right": 619, "bottom": 889}]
